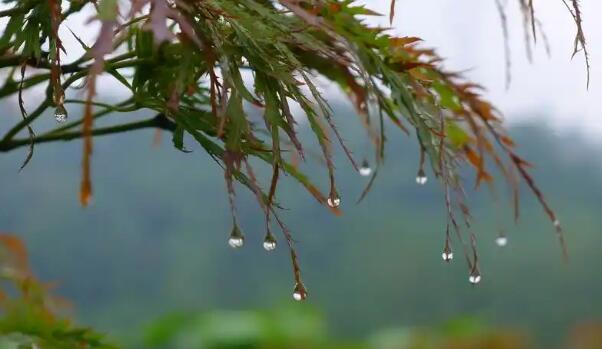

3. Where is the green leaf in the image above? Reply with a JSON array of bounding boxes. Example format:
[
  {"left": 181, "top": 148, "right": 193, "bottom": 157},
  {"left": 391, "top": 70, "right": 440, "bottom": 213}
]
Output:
[
  {"left": 446, "top": 121, "right": 470, "bottom": 148},
  {"left": 105, "top": 67, "right": 132, "bottom": 90},
  {"left": 172, "top": 125, "right": 191, "bottom": 153},
  {"left": 97, "top": 0, "right": 118, "bottom": 21},
  {"left": 0, "top": 14, "right": 24, "bottom": 49}
]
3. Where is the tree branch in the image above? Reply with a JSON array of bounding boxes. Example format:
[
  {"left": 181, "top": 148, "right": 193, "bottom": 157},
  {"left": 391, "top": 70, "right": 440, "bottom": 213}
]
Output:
[
  {"left": 1, "top": 57, "right": 143, "bottom": 142},
  {"left": 0, "top": 114, "right": 175, "bottom": 152}
]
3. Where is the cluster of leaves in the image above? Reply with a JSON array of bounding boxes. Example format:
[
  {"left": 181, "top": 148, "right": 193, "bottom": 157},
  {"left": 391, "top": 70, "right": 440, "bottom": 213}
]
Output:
[
  {"left": 0, "top": 0, "right": 587, "bottom": 296},
  {"left": 0, "top": 234, "right": 117, "bottom": 348}
]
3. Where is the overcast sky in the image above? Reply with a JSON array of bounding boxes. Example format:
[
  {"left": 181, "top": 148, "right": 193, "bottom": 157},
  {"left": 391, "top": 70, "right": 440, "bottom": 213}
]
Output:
[{"left": 361, "top": 0, "right": 602, "bottom": 141}]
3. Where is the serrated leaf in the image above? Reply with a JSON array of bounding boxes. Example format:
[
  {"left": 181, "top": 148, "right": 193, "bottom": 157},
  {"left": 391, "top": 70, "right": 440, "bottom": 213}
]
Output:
[{"left": 171, "top": 124, "right": 192, "bottom": 153}]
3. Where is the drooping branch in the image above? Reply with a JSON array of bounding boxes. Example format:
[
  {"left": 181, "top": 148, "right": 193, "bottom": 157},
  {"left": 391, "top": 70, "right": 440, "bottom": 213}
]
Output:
[
  {"left": 0, "top": 0, "right": 588, "bottom": 297},
  {"left": 0, "top": 114, "right": 175, "bottom": 152}
]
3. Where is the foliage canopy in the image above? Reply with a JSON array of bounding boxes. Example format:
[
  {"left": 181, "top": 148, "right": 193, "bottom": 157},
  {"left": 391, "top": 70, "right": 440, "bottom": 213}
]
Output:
[{"left": 0, "top": 0, "right": 589, "bottom": 297}]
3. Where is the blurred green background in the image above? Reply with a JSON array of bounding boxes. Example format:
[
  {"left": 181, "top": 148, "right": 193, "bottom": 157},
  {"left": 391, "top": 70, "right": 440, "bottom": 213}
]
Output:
[{"left": 0, "top": 101, "right": 600, "bottom": 348}]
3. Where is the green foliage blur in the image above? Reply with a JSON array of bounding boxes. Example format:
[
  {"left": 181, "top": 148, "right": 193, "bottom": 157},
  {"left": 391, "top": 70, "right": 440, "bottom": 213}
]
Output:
[
  {"left": 139, "top": 307, "right": 600, "bottom": 349},
  {"left": 140, "top": 307, "right": 528, "bottom": 349}
]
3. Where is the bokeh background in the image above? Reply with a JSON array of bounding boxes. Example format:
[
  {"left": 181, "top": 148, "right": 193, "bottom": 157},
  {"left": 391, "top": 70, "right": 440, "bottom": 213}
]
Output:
[{"left": 1, "top": 1, "right": 602, "bottom": 348}]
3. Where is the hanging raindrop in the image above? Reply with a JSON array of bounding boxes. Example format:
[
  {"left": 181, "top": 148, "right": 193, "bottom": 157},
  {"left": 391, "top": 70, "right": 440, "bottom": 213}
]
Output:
[
  {"left": 495, "top": 235, "right": 508, "bottom": 247},
  {"left": 415, "top": 169, "right": 428, "bottom": 185},
  {"left": 292, "top": 282, "right": 308, "bottom": 301},
  {"left": 442, "top": 229, "right": 453, "bottom": 262},
  {"left": 553, "top": 219, "right": 561, "bottom": 228},
  {"left": 327, "top": 195, "right": 341, "bottom": 208},
  {"left": 442, "top": 245, "right": 453, "bottom": 262},
  {"left": 469, "top": 268, "right": 482, "bottom": 285},
  {"left": 227, "top": 225, "right": 245, "bottom": 249},
  {"left": 54, "top": 105, "right": 68, "bottom": 123},
  {"left": 263, "top": 234, "right": 277, "bottom": 251},
  {"left": 359, "top": 159, "right": 372, "bottom": 177},
  {"left": 228, "top": 236, "right": 244, "bottom": 248}
]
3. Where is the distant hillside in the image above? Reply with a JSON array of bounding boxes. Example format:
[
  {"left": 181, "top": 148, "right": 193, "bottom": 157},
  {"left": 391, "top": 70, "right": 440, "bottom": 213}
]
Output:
[{"left": 0, "top": 102, "right": 600, "bottom": 348}]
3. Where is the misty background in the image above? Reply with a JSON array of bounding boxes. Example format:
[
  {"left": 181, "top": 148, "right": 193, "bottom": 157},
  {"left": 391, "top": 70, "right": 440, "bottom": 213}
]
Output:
[{"left": 1, "top": 1, "right": 602, "bottom": 348}]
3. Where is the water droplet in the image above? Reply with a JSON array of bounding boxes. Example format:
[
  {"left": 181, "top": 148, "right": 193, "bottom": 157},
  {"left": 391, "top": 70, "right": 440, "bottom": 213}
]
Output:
[
  {"left": 263, "top": 235, "right": 277, "bottom": 251},
  {"left": 359, "top": 160, "right": 372, "bottom": 177},
  {"left": 415, "top": 170, "right": 427, "bottom": 185},
  {"left": 442, "top": 238, "right": 453, "bottom": 262},
  {"left": 54, "top": 105, "right": 68, "bottom": 123},
  {"left": 495, "top": 236, "right": 508, "bottom": 247},
  {"left": 469, "top": 274, "right": 481, "bottom": 284},
  {"left": 327, "top": 195, "right": 341, "bottom": 208},
  {"left": 228, "top": 236, "right": 244, "bottom": 248},
  {"left": 263, "top": 240, "right": 276, "bottom": 251},
  {"left": 292, "top": 282, "right": 308, "bottom": 301},
  {"left": 553, "top": 219, "right": 561, "bottom": 228},
  {"left": 469, "top": 269, "right": 482, "bottom": 285},
  {"left": 228, "top": 225, "right": 244, "bottom": 249}
]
